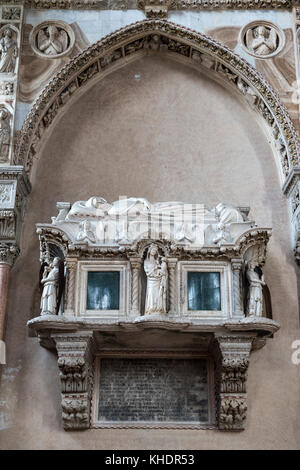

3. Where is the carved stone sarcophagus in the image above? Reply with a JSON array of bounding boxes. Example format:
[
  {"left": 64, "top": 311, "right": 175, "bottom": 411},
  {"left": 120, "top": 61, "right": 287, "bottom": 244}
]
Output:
[{"left": 28, "top": 197, "right": 279, "bottom": 431}]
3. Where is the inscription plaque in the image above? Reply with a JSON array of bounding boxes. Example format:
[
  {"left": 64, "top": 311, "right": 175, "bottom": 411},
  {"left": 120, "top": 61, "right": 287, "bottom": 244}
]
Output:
[{"left": 98, "top": 358, "right": 209, "bottom": 423}]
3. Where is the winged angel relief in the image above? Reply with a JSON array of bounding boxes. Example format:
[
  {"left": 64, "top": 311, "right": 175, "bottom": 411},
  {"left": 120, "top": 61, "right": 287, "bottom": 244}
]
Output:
[
  {"left": 245, "top": 25, "right": 278, "bottom": 57},
  {"left": 37, "top": 25, "right": 69, "bottom": 57}
]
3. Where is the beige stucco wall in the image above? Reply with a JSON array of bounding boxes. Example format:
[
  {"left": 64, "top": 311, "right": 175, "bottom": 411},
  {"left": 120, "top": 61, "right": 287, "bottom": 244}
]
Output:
[{"left": 0, "top": 55, "right": 299, "bottom": 449}]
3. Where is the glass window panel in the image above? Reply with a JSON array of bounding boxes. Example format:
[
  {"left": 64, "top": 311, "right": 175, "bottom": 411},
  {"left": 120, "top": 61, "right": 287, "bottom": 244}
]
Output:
[
  {"left": 187, "top": 272, "right": 221, "bottom": 311},
  {"left": 87, "top": 271, "right": 120, "bottom": 310}
]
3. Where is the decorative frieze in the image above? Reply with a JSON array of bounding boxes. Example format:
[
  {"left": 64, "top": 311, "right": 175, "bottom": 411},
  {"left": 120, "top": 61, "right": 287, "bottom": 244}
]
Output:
[{"left": 1, "top": 0, "right": 297, "bottom": 10}]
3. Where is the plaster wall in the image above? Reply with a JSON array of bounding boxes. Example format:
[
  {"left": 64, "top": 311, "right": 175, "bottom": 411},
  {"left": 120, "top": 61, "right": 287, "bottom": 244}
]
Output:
[{"left": 1, "top": 55, "right": 299, "bottom": 449}]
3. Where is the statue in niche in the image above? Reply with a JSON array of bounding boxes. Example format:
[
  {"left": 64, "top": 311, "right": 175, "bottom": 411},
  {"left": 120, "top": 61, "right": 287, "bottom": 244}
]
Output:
[
  {"left": 40, "top": 257, "right": 62, "bottom": 315},
  {"left": 246, "top": 261, "right": 265, "bottom": 317},
  {"left": 0, "top": 28, "right": 17, "bottom": 73},
  {"left": 37, "top": 25, "right": 69, "bottom": 56},
  {"left": 0, "top": 107, "right": 10, "bottom": 162},
  {"left": 213, "top": 203, "right": 244, "bottom": 244},
  {"left": 144, "top": 244, "right": 168, "bottom": 315},
  {"left": 246, "top": 25, "right": 278, "bottom": 57}
]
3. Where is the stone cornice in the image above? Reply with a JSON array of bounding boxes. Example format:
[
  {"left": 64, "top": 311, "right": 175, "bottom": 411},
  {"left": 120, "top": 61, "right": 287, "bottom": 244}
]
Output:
[{"left": 3, "top": 0, "right": 300, "bottom": 10}]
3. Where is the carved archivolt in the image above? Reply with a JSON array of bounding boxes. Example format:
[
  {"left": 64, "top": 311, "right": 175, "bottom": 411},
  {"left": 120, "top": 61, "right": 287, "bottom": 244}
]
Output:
[{"left": 15, "top": 19, "right": 300, "bottom": 187}]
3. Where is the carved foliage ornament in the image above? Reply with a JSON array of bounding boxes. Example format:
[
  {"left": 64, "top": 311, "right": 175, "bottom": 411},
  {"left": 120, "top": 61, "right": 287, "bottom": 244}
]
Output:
[
  {"left": 30, "top": 21, "right": 75, "bottom": 59},
  {"left": 240, "top": 21, "right": 285, "bottom": 59}
]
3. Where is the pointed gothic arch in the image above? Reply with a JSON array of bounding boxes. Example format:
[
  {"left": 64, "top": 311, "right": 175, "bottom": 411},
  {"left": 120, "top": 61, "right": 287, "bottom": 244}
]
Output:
[{"left": 15, "top": 19, "right": 299, "bottom": 188}]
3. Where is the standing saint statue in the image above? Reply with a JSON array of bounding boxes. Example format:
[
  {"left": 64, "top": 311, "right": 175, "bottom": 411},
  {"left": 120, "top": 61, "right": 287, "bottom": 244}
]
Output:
[
  {"left": 144, "top": 244, "right": 168, "bottom": 315},
  {"left": 40, "top": 257, "right": 60, "bottom": 315},
  {"left": 0, "top": 28, "right": 17, "bottom": 73},
  {"left": 246, "top": 261, "right": 265, "bottom": 317}
]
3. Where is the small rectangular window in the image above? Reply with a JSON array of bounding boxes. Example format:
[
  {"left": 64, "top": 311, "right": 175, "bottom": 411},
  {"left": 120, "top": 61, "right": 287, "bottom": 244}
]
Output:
[
  {"left": 87, "top": 271, "right": 120, "bottom": 310},
  {"left": 187, "top": 272, "right": 221, "bottom": 311}
]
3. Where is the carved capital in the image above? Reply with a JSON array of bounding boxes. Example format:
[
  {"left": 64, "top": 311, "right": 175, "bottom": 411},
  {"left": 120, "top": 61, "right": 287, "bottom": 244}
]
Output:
[
  {"left": 53, "top": 332, "right": 95, "bottom": 430},
  {"left": 0, "top": 242, "right": 19, "bottom": 266},
  {"left": 215, "top": 334, "right": 253, "bottom": 430}
]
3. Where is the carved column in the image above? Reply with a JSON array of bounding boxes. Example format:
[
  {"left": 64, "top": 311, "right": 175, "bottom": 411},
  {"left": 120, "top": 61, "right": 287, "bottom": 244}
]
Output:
[
  {"left": 130, "top": 257, "right": 142, "bottom": 316},
  {"left": 53, "top": 332, "right": 95, "bottom": 430},
  {"left": 0, "top": 242, "right": 19, "bottom": 364},
  {"left": 231, "top": 259, "right": 244, "bottom": 317},
  {"left": 215, "top": 334, "right": 253, "bottom": 430},
  {"left": 64, "top": 258, "right": 77, "bottom": 315},
  {"left": 167, "top": 258, "right": 177, "bottom": 314}
]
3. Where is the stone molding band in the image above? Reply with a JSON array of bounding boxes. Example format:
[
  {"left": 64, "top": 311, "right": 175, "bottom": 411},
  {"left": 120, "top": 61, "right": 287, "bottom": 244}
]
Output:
[{"left": 2, "top": 0, "right": 300, "bottom": 10}]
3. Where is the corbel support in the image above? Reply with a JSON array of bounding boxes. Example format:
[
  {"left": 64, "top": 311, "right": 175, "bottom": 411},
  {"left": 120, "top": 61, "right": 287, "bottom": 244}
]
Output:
[
  {"left": 214, "top": 334, "right": 253, "bottom": 431},
  {"left": 53, "top": 331, "right": 95, "bottom": 430}
]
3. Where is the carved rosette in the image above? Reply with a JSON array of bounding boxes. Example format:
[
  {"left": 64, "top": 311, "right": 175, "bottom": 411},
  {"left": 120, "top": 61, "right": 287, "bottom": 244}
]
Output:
[
  {"left": 54, "top": 332, "right": 95, "bottom": 430},
  {"left": 215, "top": 335, "right": 253, "bottom": 430}
]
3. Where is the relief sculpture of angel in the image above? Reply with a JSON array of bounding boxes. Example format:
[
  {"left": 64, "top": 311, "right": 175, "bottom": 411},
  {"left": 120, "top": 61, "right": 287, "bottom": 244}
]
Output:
[
  {"left": 37, "top": 25, "right": 69, "bottom": 56},
  {"left": 246, "top": 25, "right": 278, "bottom": 56}
]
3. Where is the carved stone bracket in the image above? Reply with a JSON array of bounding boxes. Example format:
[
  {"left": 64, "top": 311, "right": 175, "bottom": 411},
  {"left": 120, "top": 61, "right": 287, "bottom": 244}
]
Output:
[
  {"left": 53, "top": 332, "right": 95, "bottom": 430},
  {"left": 214, "top": 334, "right": 253, "bottom": 431}
]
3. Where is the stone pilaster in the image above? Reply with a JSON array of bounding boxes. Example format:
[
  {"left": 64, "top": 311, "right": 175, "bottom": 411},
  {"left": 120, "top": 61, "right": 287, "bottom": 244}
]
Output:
[
  {"left": 53, "top": 332, "right": 95, "bottom": 430},
  {"left": 231, "top": 259, "right": 244, "bottom": 317},
  {"left": 215, "top": 334, "right": 253, "bottom": 431},
  {"left": 167, "top": 257, "right": 177, "bottom": 314},
  {"left": 130, "top": 257, "right": 142, "bottom": 316}
]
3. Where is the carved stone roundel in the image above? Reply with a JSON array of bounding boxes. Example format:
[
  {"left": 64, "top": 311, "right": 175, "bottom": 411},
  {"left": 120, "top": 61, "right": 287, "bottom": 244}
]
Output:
[
  {"left": 240, "top": 21, "right": 285, "bottom": 59},
  {"left": 30, "top": 20, "right": 75, "bottom": 59}
]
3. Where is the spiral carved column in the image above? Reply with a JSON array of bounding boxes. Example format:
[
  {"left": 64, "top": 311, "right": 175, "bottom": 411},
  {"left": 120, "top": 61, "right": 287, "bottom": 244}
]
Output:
[
  {"left": 231, "top": 259, "right": 244, "bottom": 318},
  {"left": 167, "top": 258, "right": 177, "bottom": 314},
  {"left": 65, "top": 259, "right": 77, "bottom": 314},
  {"left": 130, "top": 258, "right": 142, "bottom": 316}
]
